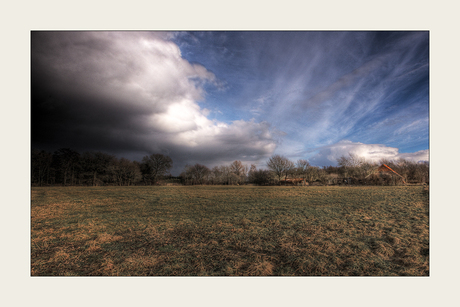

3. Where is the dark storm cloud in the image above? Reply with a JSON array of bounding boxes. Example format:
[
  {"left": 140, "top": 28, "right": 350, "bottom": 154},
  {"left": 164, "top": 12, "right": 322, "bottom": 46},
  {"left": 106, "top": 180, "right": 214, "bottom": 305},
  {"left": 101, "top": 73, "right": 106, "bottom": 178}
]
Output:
[{"left": 31, "top": 31, "right": 280, "bottom": 173}]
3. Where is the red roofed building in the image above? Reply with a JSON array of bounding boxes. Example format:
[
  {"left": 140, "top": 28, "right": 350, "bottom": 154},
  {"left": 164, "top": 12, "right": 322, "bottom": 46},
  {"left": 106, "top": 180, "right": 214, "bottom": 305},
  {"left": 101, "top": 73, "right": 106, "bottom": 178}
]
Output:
[{"left": 366, "top": 164, "right": 406, "bottom": 185}]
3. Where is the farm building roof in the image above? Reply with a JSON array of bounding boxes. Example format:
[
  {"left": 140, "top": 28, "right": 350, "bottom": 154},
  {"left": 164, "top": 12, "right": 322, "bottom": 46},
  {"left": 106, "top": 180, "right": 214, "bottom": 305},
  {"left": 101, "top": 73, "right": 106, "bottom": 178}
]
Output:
[{"left": 369, "top": 164, "right": 406, "bottom": 183}]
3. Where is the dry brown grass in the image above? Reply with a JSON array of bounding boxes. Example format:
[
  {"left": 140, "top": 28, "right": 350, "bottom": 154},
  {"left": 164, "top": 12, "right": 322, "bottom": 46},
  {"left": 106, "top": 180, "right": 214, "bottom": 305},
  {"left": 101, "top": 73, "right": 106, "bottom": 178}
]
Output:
[
  {"left": 247, "top": 259, "right": 275, "bottom": 276},
  {"left": 31, "top": 185, "right": 429, "bottom": 276}
]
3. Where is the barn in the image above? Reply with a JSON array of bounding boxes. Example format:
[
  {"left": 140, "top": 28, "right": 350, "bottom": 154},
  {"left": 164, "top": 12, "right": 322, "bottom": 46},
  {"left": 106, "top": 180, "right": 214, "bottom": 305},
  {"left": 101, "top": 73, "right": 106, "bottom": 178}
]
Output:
[{"left": 365, "top": 164, "right": 406, "bottom": 185}]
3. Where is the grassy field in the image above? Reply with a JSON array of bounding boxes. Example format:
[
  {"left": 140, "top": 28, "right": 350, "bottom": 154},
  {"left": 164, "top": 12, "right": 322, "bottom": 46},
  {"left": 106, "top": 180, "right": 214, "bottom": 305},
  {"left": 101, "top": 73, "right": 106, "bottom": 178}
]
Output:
[{"left": 31, "top": 185, "right": 429, "bottom": 276}]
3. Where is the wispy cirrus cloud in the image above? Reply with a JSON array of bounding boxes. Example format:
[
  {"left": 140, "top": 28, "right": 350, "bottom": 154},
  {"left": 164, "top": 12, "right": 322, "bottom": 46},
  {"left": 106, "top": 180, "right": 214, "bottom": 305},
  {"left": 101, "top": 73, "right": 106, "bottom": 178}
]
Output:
[{"left": 216, "top": 32, "right": 429, "bottom": 157}]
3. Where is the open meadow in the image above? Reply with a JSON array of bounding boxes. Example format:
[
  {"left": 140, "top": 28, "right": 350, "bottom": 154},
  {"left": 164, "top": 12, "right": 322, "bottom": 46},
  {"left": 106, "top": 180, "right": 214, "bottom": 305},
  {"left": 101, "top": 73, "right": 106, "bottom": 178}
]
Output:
[{"left": 31, "top": 185, "right": 429, "bottom": 276}]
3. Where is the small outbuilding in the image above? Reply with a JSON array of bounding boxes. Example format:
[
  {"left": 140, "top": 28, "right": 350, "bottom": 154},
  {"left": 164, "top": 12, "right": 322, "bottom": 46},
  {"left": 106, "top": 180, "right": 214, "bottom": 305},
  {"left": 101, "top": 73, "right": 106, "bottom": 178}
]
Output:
[{"left": 365, "top": 164, "right": 406, "bottom": 185}]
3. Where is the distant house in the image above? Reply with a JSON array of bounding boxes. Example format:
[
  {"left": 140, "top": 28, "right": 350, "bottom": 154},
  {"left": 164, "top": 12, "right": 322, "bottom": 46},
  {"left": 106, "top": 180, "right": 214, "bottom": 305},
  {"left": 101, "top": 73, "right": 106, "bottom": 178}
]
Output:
[{"left": 366, "top": 164, "right": 406, "bottom": 185}]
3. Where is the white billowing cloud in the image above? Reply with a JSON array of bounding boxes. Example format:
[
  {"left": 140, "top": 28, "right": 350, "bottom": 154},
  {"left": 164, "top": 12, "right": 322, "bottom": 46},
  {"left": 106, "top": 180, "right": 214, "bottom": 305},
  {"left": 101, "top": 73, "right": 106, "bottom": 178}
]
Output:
[
  {"left": 128, "top": 35, "right": 281, "bottom": 166},
  {"left": 99, "top": 32, "right": 218, "bottom": 107},
  {"left": 33, "top": 32, "right": 280, "bottom": 172},
  {"left": 308, "top": 140, "right": 429, "bottom": 166},
  {"left": 172, "top": 117, "right": 279, "bottom": 159},
  {"left": 149, "top": 99, "right": 202, "bottom": 134},
  {"left": 35, "top": 32, "right": 217, "bottom": 112},
  {"left": 396, "top": 150, "right": 430, "bottom": 162}
]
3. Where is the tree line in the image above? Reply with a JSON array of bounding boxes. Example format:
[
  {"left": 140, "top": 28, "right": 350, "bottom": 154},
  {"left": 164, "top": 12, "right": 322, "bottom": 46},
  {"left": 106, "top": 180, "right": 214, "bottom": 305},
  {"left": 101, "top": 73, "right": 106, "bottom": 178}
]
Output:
[
  {"left": 31, "top": 148, "right": 171, "bottom": 186},
  {"left": 31, "top": 148, "right": 429, "bottom": 187}
]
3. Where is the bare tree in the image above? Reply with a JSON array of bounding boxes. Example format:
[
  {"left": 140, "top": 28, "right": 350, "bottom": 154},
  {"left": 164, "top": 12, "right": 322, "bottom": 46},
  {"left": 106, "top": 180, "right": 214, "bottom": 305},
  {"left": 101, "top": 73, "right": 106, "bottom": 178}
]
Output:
[
  {"left": 267, "top": 154, "right": 293, "bottom": 183},
  {"left": 337, "top": 153, "right": 365, "bottom": 168},
  {"left": 305, "top": 166, "right": 320, "bottom": 183},
  {"left": 284, "top": 159, "right": 295, "bottom": 181},
  {"left": 209, "top": 166, "right": 221, "bottom": 185},
  {"left": 81, "top": 151, "right": 115, "bottom": 186},
  {"left": 31, "top": 149, "right": 52, "bottom": 186},
  {"left": 230, "top": 160, "right": 248, "bottom": 184},
  {"left": 52, "top": 148, "right": 80, "bottom": 185},
  {"left": 110, "top": 157, "right": 142, "bottom": 186},
  {"left": 230, "top": 160, "right": 244, "bottom": 175},
  {"left": 248, "top": 164, "right": 257, "bottom": 183},
  {"left": 267, "top": 155, "right": 285, "bottom": 182},
  {"left": 296, "top": 159, "right": 310, "bottom": 185},
  {"left": 337, "top": 153, "right": 368, "bottom": 178},
  {"left": 193, "top": 164, "right": 211, "bottom": 184},
  {"left": 219, "top": 165, "right": 235, "bottom": 185},
  {"left": 396, "top": 159, "right": 429, "bottom": 183},
  {"left": 415, "top": 161, "right": 429, "bottom": 183},
  {"left": 140, "top": 153, "right": 173, "bottom": 185},
  {"left": 182, "top": 163, "right": 210, "bottom": 185},
  {"left": 252, "top": 169, "right": 272, "bottom": 185}
]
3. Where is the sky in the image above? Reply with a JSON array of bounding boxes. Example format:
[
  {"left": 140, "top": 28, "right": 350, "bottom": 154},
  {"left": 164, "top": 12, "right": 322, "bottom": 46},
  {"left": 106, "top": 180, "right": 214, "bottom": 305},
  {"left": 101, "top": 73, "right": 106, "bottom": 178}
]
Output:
[{"left": 31, "top": 31, "right": 429, "bottom": 175}]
